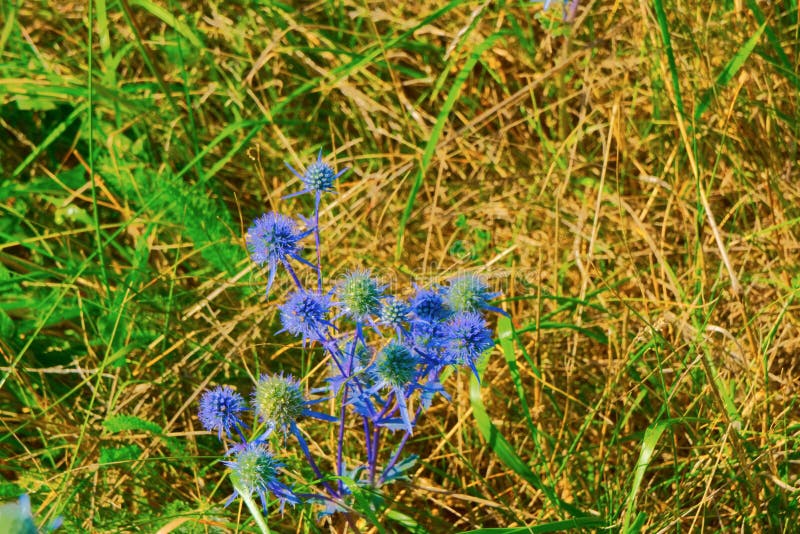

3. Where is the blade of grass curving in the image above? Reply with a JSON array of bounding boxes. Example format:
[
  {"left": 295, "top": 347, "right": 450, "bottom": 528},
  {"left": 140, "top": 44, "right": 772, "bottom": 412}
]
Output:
[
  {"left": 384, "top": 509, "right": 430, "bottom": 534},
  {"left": 88, "top": 0, "right": 110, "bottom": 297},
  {"left": 694, "top": 23, "right": 766, "bottom": 122},
  {"left": 469, "top": 357, "right": 585, "bottom": 518},
  {"left": 651, "top": 0, "right": 686, "bottom": 119},
  {"left": 395, "top": 31, "right": 505, "bottom": 261},
  {"left": 516, "top": 321, "right": 608, "bottom": 345},
  {"left": 620, "top": 421, "right": 667, "bottom": 533},
  {"left": 497, "top": 316, "right": 538, "bottom": 437},
  {"left": 745, "top": 0, "right": 794, "bottom": 79},
  {"left": 456, "top": 516, "right": 607, "bottom": 534},
  {"left": 128, "top": 0, "right": 204, "bottom": 48},
  {"left": 497, "top": 316, "right": 564, "bottom": 503},
  {"left": 12, "top": 104, "right": 87, "bottom": 178},
  {"left": 0, "top": 0, "right": 17, "bottom": 54},
  {"left": 174, "top": 119, "right": 270, "bottom": 182},
  {"left": 167, "top": 0, "right": 203, "bottom": 182}
]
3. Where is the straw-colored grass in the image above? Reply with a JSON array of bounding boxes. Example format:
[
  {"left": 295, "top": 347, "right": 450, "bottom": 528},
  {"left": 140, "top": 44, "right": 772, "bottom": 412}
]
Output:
[{"left": 1, "top": 0, "right": 798, "bottom": 532}]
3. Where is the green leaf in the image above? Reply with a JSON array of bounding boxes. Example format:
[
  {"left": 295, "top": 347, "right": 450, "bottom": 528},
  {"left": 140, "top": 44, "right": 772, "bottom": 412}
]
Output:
[
  {"left": 694, "top": 22, "right": 767, "bottom": 121},
  {"left": 469, "top": 356, "right": 586, "bottom": 518},
  {"left": 127, "top": 0, "right": 204, "bottom": 49},
  {"left": 385, "top": 509, "right": 430, "bottom": 534},
  {"left": 621, "top": 421, "right": 668, "bottom": 533},
  {"left": 395, "top": 30, "right": 505, "bottom": 260},
  {"left": 99, "top": 444, "right": 143, "bottom": 464},
  {"left": 103, "top": 414, "right": 163, "bottom": 435}
]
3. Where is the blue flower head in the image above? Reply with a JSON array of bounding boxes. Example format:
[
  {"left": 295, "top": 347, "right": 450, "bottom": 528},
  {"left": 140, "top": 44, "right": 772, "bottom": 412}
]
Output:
[
  {"left": 442, "top": 312, "right": 494, "bottom": 378},
  {"left": 445, "top": 274, "right": 504, "bottom": 315},
  {"left": 375, "top": 341, "right": 418, "bottom": 389},
  {"left": 246, "top": 212, "right": 312, "bottom": 294},
  {"left": 410, "top": 319, "right": 447, "bottom": 358},
  {"left": 410, "top": 286, "right": 450, "bottom": 322},
  {"left": 379, "top": 297, "right": 410, "bottom": 330},
  {"left": 198, "top": 386, "right": 248, "bottom": 440},
  {"left": 336, "top": 270, "right": 385, "bottom": 322},
  {"left": 278, "top": 289, "right": 332, "bottom": 344},
  {"left": 286, "top": 150, "right": 348, "bottom": 198},
  {"left": 252, "top": 374, "right": 306, "bottom": 432},
  {"left": 224, "top": 442, "right": 300, "bottom": 512},
  {"left": 374, "top": 341, "right": 420, "bottom": 433}
]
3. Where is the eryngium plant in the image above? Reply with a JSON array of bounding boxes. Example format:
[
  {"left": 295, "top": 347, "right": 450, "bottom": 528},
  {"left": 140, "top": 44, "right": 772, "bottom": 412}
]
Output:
[{"left": 196, "top": 151, "right": 508, "bottom": 531}]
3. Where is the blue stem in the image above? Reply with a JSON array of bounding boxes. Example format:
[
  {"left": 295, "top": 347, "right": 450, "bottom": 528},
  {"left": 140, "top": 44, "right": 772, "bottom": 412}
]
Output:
[
  {"left": 336, "top": 388, "right": 348, "bottom": 494},
  {"left": 313, "top": 192, "right": 322, "bottom": 293},
  {"left": 282, "top": 259, "right": 303, "bottom": 290},
  {"left": 380, "top": 406, "right": 422, "bottom": 484},
  {"left": 291, "top": 422, "right": 339, "bottom": 497}
]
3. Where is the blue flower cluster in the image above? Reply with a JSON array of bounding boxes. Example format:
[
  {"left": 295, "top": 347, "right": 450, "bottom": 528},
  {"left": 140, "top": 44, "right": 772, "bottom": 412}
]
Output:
[{"left": 198, "top": 151, "right": 508, "bottom": 523}]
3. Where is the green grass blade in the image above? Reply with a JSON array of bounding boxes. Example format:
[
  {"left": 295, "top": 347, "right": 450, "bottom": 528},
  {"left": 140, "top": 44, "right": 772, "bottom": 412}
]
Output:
[
  {"left": 651, "top": 0, "right": 686, "bottom": 119},
  {"left": 12, "top": 104, "right": 87, "bottom": 177},
  {"left": 395, "top": 31, "right": 505, "bottom": 261},
  {"left": 128, "top": 0, "right": 203, "bottom": 49},
  {"left": 497, "top": 316, "right": 539, "bottom": 439},
  {"left": 694, "top": 22, "right": 767, "bottom": 121},
  {"left": 456, "top": 516, "right": 607, "bottom": 534},
  {"left": 621, "top": 421, "right": 668, "bottom": 533},
  {"left": 469, "top": 354, "right": 586, "bottom": 518}
]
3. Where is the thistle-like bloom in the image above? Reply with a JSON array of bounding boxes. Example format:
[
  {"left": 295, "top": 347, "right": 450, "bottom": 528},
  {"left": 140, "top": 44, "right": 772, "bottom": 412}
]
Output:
[
  {"left": 379, "top": 297, "right": 410, "bottom": 331},
  {"left": 286, "top": 150, "right": 348, "bottom": 198},
  {"left": 336, "top": 270, "right": 385, "bottom": 322},
  {"left": 445, "top": 274, "right": 507, "bottom": 316},
  {"left": 224, "top": 442, "right": 299, "bottom": 511},
  {"left": 410, "top": 318, "right": 447, "bottom": 358},
  {"left": 253, "top": 374, "right": 336, "bottom": 434},
  {"left": 278, "top": 289, "right": 333, "bottom": 344},
  {"left": 442, "top": 312, "right": 494, "bottom": 378},
  {"left": 375, "top": 342, "right": 417, "bottom": 389},
  {"left": 410, "top": 286, "right": 450, "bottom": 322},
  {"left": 252, "top": 374, "right": 306, "bottom": 432},
  {"left": 199, "top": 386, "right": 248, "bottom": 440},
  {"left": 374, "top": 341, "right": 419, "bottom": 432},
  {"left": 246, "top": 212, "right": 312, "bottom": 294}
]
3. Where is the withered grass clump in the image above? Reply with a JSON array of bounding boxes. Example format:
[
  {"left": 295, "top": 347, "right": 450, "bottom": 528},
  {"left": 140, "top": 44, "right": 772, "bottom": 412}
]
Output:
[{"left": 1, "top": 1, "right": 797, "bottom": 532}]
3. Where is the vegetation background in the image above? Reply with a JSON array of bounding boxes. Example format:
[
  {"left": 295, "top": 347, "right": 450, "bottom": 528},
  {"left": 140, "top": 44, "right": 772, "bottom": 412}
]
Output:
[{"left": 1, "top": 0, "right": 798, "bottom": 532}]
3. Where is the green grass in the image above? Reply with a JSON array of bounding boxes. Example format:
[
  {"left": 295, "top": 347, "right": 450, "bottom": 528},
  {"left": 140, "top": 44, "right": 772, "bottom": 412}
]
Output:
[{"left": 2, "top": 0, "right": 799, "bottom": 532}]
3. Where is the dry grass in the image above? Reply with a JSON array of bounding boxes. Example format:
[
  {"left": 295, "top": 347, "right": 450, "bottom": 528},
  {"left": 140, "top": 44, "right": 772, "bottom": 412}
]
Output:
[{"left": 1, "top": 0, "right": 799, "bottom": 532}]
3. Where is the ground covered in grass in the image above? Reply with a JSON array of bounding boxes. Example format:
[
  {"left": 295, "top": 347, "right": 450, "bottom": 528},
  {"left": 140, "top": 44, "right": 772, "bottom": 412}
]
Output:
[{"left": 1, "top": 1, "right": 799, "bottom": 532}]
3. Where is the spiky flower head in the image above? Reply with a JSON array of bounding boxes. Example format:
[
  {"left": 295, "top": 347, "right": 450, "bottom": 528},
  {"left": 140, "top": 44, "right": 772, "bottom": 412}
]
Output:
[
  {"left": 410, "top": 319, "right": 447, "bottom": 357},
  {"left": 337, "top": 270, "right": 384, "bottom": 321},
  {"left": 379, "top": 297, "right": 410, "bottom": 329},
  {"left": 286, "top": 150, "right": 348, "bottom": 197},
  {"left": 224, "top": 442, "right": 299, "bottom": 510},
  {"left": 375, "top": 341, "right": 418, "bottom": 389},
  {"left": 247, "top": 213, "right": 304, "bottom": 267},
  {"left": 253, "top": 374, "right": 306, "bottom": 431},
  {"left": 445, "top": 274, "right": 500, "bottom": 313},
  {"left": 302, "top": 159, "right": 336, "bottom": 193},
  {"left": 246, "top": 212, "right": 310, "bottom": 294},
  {"left": 410, "top": 286, "right": 450, "bottom": 322},
  {"left": 198, "top": 386, "right": 247, "bottom": 440},
  {"left": 279, "top": 289, "right": 332, "bottom": 343},
  {"left": 442, "top": 312, "right": 494, "bottom": 374}
]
